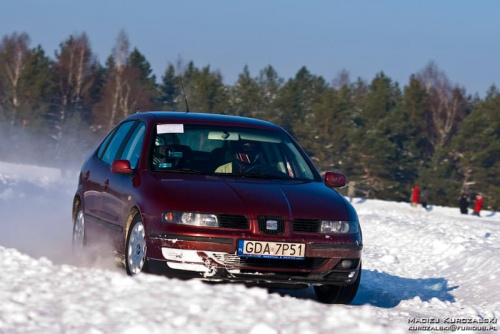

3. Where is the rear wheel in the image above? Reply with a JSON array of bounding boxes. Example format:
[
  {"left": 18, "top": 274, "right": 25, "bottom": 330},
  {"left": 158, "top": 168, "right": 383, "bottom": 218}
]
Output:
[
  {"left": 125, "top": 216, "right": 147, "bottom": 276},
  {"left": 72, "top": 205, "right": 85, "bottom": 257},
  {"left": 314, "top": 266, "right": 362, "bottom": 304}
]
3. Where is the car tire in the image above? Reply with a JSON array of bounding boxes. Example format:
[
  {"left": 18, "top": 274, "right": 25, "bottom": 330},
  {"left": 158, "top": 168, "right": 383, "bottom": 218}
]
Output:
[
  {"left": 125, "top": 215, "right": 148, "bottom": 276},
  {"left": 72, "top": 204, "right": 86, "bottom": 258},
  {"left": 314, "top": 264, "right": 362, "bottom": 304}
]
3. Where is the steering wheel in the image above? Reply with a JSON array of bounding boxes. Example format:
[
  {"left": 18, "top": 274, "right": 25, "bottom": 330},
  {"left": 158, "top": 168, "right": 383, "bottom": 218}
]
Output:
[{"left": 241, "top": 163, "right": 267, "bottom": 174}]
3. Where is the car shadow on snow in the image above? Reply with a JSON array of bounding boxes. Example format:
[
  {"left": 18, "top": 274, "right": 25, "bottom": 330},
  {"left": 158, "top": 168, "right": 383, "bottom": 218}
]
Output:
[
  {"left": 351, "top": 269, "right": 458, "bottom": 307},
  {"left": 273, "top": 269, "right": 458, "bottom": 308}
]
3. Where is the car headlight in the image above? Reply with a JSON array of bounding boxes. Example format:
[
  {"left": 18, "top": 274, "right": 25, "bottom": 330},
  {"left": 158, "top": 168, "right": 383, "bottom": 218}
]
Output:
[
  {"left": 320, "top": 220, "right": 359, "bottom": 234},
  {"left": 162, "top": 211, "right": 219, "bottom": 227}
]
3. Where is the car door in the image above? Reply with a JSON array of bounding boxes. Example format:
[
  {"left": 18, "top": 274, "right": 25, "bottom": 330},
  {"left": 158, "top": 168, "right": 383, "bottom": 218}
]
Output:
[
  {"left": 101, "top": 121, "right": 146, "bottom": 241},
  {"left": 87, "top": 121, "right": 136, "bottom": 242},
  {"left": 82, "top": 129, "right": 117, "bottom": 244},
  {"left": 82, "top": 129, "right": 115, "bottom": 222}
]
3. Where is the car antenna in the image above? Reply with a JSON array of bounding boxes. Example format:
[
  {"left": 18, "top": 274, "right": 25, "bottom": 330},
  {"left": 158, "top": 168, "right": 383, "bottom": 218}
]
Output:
[{"left": 179, "top": 77, "right": 190, "bottom": 113}]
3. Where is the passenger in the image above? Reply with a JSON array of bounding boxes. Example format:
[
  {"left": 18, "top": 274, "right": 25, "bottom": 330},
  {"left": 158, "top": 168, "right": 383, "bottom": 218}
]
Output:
[{"left": 152, "top": 136, "right": 166, "bottom": 167}]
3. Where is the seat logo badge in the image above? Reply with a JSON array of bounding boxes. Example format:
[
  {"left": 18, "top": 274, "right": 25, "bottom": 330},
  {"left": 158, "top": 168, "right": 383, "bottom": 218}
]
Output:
[{"left": 266, "top": 220, "right": 278, "bottom": 230}]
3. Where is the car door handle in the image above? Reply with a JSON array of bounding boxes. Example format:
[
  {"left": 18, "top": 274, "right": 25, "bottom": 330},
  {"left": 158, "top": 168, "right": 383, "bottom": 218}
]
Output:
[
  {"left": 84, "top": 171, "right": 90, "bottom": 181},
  {"left": 103, "top": 179, "right": 110, "bottom": 190}
]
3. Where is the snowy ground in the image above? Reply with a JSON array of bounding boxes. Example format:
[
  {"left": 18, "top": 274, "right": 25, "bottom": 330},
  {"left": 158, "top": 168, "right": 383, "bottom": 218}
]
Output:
[{"left": 0, "top": 161, "right": 499, "bottom": 334}]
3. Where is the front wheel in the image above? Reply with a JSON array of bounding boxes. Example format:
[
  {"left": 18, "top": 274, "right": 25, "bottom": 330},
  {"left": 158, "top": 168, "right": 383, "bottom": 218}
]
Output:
[
  {"left": 125, "top": 216, "right": 147, "bottom": 276},
  {"left": 314, "top": 266, "right": 362, "bottom": 304}
]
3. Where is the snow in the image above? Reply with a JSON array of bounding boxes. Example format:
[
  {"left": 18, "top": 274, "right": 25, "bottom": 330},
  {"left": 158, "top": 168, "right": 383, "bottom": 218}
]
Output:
[{"left": 0, "top": 161, "right": 499, "bottom": 333}]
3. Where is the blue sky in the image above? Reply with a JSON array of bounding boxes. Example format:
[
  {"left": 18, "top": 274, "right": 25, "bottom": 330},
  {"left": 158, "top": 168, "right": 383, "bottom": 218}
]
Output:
[{"left": 1, "top": 0, "right": 499, "bottom": 96}]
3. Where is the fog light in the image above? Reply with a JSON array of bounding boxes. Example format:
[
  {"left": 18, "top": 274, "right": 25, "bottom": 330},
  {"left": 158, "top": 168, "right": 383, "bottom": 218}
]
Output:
[
  {"left": 341, "top": 259, "right": 353, "bottom": 269},
  {"left": 348, "top": 271, "right": 356, "bottom": 278}
]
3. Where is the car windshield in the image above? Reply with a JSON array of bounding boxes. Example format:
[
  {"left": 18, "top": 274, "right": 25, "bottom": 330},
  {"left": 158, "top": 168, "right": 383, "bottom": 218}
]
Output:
[{"left": 150, "top": 124, "right": 317, "bottom": 181}]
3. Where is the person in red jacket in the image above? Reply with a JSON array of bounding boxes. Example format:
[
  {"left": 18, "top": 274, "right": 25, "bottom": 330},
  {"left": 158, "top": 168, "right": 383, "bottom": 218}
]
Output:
[
  {"left": 473, "top": 193, "right": 483, "bottom": 216},
  {"left": 411, "top": 185, "right": 420, "bottom": 207}
]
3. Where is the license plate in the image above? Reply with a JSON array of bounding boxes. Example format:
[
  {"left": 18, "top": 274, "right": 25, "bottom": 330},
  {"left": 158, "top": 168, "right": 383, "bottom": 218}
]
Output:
[{"left": 237, "top": 240, "right": 305, "bottom": 259}]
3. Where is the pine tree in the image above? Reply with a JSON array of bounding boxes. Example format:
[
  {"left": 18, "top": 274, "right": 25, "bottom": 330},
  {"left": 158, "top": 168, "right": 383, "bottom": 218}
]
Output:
[
  {"left": 126, "top": 47, "right": 159, "bottom": 111},
  {"left": 305, "top": 84, "right": 354, "bottom": 172},
  {"left": 17, "top": 45, "right": 54, "bottom": 129},
  {"left": 403, "top": 75, "right": 433, "bottom": 163},
  {"left": 231, "top": 65, "right": 262, "bottom": 117},
  {"left": 181, "top": 63, "right": 228, "bottom": 113},
  {"left": 349, "top": 72, "right": 406, "bottom": 198},
  {"left": 160, "top": 63, "right": 179, "bottom": 111},
  {"left": 272, "top": 66, "right": 326, "bottom": 136},
  {"left": 259, "top": 65, "right": 282, "bottom": 106}
]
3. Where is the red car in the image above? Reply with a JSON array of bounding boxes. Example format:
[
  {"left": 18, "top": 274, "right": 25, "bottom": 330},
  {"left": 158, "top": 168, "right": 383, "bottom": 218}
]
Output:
[{"left": 72, "top": 112, "right": 362, "bottom": 304}]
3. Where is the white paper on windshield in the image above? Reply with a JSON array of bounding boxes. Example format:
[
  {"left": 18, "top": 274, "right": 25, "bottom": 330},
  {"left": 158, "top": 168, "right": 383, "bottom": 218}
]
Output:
[{"left": 157, "top": 124, "right": 184, "bottom": 134}]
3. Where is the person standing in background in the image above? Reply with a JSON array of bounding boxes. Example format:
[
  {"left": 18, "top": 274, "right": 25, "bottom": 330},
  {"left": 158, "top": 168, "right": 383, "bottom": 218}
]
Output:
[
  {"left": 347, "top": 181, "right": 356, "bottom": 203},
  {"left": 459, "top": 193, "right": 469, "bottom": 214},
  {"left": 411, "top": 185, "right": 420, "bottom": 207},
  {"left": 473, "top": 194, "right": 483, "bottom": 216},
  {"left": 420, "top": 186, "right": 429, "bottom": 209}
]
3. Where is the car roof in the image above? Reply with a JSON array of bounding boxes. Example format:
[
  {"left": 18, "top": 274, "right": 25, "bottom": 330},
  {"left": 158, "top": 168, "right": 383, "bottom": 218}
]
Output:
[{"left": 125, "top": 111, "right": 282, "bottom": 131}]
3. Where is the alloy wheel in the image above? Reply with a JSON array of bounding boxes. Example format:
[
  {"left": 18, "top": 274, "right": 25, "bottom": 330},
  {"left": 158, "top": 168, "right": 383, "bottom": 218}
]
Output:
[{"left": 126, "top": 221, "right": 147, "bottom": 275}]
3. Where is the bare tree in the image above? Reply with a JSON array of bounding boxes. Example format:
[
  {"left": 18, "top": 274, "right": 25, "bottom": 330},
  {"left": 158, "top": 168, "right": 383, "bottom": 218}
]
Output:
[
  {"left": 0, "top": 32, "right": 32, "bottom": 124},
  {"left": 110, "top": 30, "right": 130, "bottom": 128},
  {"left": 94, "top": 30, "right": 135, "bottom": 130},
  {"left": 417, "top": 61, "right": 468, "bottom": 149},
  {"left": 95, "top": 31, "right": 156, "bottom": 130},
  {"left": 332, "top": 69, "right": 350, "bottom": 89}
]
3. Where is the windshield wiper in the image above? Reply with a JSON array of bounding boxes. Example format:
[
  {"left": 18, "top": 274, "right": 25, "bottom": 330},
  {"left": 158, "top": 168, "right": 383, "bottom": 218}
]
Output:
[
  {"left": 213, "top": 170, "right": 288, "bottom": 180},
  {"left": 161, "top": 168, "right": 209, "bottom": 175},
  {"left": 241, "top": 172, "right": 290, "bottom": 180}
]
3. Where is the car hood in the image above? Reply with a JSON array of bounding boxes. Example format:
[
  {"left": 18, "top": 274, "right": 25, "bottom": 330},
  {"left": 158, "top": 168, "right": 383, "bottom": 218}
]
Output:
[{"left": 151, "top": 174, "right": 349, "bottom": 221}]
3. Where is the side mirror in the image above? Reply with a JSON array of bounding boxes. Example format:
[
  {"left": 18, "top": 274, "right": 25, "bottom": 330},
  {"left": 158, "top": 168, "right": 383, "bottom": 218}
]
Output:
[
  {"left": 111, "top": 160, "right": 132, "bottom": 174},
  {"left": 324, "top": 172, "right": 347, "bottom": 188}
]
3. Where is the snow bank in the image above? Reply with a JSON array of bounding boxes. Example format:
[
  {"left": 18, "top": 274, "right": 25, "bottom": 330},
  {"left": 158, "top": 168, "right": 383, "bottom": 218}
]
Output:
[
  {"left": 0, "top": 162, "right": 498, "bottom": 333},
  {"left": 0, "top": 246, "right": 404, "bottom": 334}
]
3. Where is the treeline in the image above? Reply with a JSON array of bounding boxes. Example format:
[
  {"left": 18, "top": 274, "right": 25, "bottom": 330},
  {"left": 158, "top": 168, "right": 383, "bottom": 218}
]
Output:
[{"left": 1, "top": 31, "right": 499, "bottom": 209}]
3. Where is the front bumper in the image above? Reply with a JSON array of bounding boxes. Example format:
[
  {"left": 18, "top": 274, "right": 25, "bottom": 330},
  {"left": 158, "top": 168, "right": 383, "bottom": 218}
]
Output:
[{"left": 147, "top": 233, "right": 362, "bottom": 286}]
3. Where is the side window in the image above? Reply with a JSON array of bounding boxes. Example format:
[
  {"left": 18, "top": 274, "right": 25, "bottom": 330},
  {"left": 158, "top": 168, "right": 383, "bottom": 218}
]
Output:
[
  {"left": 284, "top": 140, "right": 314, "bottom": 180},
  {"left": 97, "top": 129, "right": 116, "bottom": 159},
  {"left": 101, "top": 121, "right": 135, "bottom": 165},
  {"left": 120, "top": 122, "right": 146, "bottom": 169}
]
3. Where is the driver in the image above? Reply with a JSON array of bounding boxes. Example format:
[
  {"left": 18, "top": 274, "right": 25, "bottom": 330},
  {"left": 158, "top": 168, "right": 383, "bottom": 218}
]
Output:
[
  {"left": 234, "top": 141, "right": 260, "bottom": 165},
  {"left": 215, "top": 140, "right": 261, "bottom": 173}
]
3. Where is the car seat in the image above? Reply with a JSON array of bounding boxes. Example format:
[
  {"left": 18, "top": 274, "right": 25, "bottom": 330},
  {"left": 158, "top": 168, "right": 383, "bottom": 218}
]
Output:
[{"left": 209, "top": 146, "right": 233, "bottom": 172}]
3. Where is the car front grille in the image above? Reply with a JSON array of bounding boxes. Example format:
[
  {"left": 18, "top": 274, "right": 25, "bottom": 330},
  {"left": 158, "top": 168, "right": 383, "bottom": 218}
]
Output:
[
  {"left": 211, "top": 253, "right": 327, "bottom": 269},
  {"left": 293, "top": 219, "right": 321, "bottom": 233},
  {"left": 258, "top": 215, "right": 285, "bottom": 235},
  {"left": 218, "top": 214, "right": 249, "bottom": 229}
]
